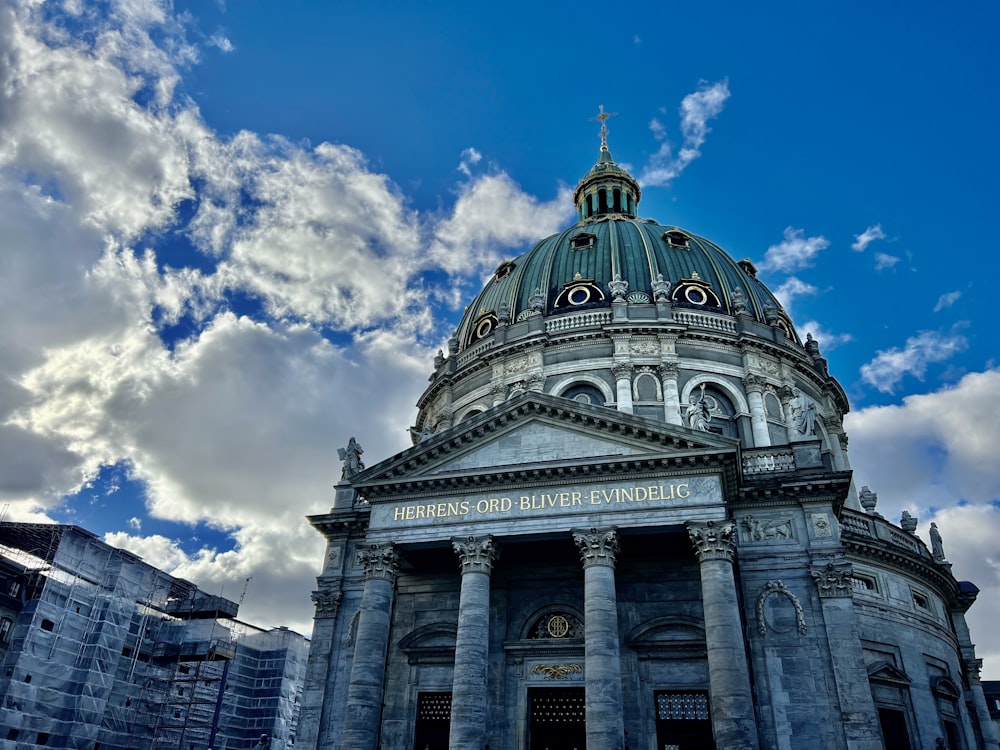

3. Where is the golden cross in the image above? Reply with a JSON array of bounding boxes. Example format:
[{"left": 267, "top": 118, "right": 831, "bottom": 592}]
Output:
[{"left": 590, "top": 104, "right": 618, "bottom": 148}]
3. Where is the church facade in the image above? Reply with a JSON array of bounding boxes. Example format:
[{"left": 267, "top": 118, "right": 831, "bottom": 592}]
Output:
[{"left": 296, "top": 129, "right": 997, "bottom": 750}]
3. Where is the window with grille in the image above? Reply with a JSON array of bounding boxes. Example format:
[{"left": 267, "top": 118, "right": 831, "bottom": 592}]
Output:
[
  {"left": 656, "top": 691, "right": 710, "bottom": 721},
  {"left": 417, "top": 692, "right": 451, "bottom": 722}
]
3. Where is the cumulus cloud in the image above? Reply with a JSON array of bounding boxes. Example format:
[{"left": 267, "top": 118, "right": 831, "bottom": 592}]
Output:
[
  {"left": 758, "top": 226, "right": 830, "bottom": 273},
  {"left": 0, "top": 0, "right": 499, "bottom": 634},
  {"left": 773, "top": 277, "right": 818, "bottom": 309},
  {"left": 639, "top": 79, "right": 730, "bottom": 187},
  {"left": 428, "top": 173, "right": 572, "bottom": 276},
  {"left": 859, "top": 330, "right": 968, "bottom": 393},
  {"left": 458, "top": 147, "right": 482, "bottom": 177},
  {"left": 851, "top": 224, "right": 886, "bottom": 252},
  {"left": 934, "top": 290, "right": 962, "bottom": 312},
  {"left": 846, "top": 371, "right": 1000, "bottom": 671}
]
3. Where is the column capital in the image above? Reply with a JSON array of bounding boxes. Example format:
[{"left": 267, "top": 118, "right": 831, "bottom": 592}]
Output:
[
  {"left": 686, "top": 520, "right": 737, "bottom": 563},
  {"left": 659, "top": 361, "right": 679, "bottom": 379},
  {"left": 356, "top": 542, "right": 399, "bottom": 581},
  {"left": 809, "top": 559, "right": 853, "bottom": 598},
  {"left": 573, "top": 527, "right": 620, "bottom": 568},
  {"left": 744, "top": 373, "right": 767, "bottom": 394},
  {"left": 311, "top": 588, "right": 343, "bottom": 616},
  {"left": 453, "top": 535, "right": 499, "bottom": 574},
  {"left": 777, "top": 383, "right": 797, "bottom": 402},
  {"left": 965, "top": 657, "right": 984, "bottom": 684},
  {"left": 610, "top": 362, "right": 634, "bottom": 380}
]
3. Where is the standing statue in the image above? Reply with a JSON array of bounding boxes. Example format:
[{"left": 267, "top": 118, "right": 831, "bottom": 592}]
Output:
[
  {"left": 338, "top": 437, "right": 365, "bottom": 480},
  {"left": 686, "top": 385, "right": 713, "bottom": 431},
  {"left": 929, "top": 522, "right": 946, "bottom": 562},
  {"left": 791, "top": 392, "right": 817, "bottom": 436}
]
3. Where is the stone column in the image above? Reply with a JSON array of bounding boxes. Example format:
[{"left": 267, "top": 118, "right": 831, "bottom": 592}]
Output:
[
  {"left": 611, "top": 363, "right": 634, "bottom": 414},
  {"left": 686, "top": 520, "right": 760, "bottom": 750},
  {"left": 660, "top": 362, "right": 683, "bottom": 425},
  {"left": 298, "top": 588, "right": 342, "bottom": 750},
  {"left": 449, "top": 536, "right": 499, "bottom": 750},
  {"left": 573, "top": 527, "right": 625, "bottom": 750},
  {"left": 340, "top": 543, "right": 399, "bottom": 750},
  {"left": 490, "top": 381, "right": 507, "bottom": 406},
  {"left": 743, "top": 375, "right": 772, "bottom": 447},
  {"left": 965, "top": 658, "right": 1000, "bottom": 750},
  {"left": 809, "top": 559, "right": 884, "bottom": 750}
]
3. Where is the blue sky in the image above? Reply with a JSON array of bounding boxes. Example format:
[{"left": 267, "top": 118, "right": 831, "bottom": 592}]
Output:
[{"left": 1, "top": 0, "right": 998, "bottom": 674}]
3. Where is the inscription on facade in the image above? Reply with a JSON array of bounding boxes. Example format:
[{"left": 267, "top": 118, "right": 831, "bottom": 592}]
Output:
[{"left": 369, "top": 476, "right": 722, "bottom": 531}]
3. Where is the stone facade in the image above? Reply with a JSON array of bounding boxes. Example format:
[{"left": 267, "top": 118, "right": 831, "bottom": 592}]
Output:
[{"left": 297, "top": 141, "right": 995, "bottom": 750}]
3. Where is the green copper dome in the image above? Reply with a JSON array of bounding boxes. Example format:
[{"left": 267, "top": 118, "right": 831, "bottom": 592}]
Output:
[{"left": 453, "top": 146, "right": 795, "bottom": 352}]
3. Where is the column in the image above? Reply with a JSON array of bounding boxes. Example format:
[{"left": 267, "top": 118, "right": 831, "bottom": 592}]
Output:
[
  {"left": 340, "top": 543, "right": 399, "bottom": 750},
  {"left": 743, "top": 375, "right": 772, "bottom": 447},
  {"left": 965, "top": 659, "right": 1000, "bottom": 750},
  {"left": 809, "top": 559, "right": 884, "bottom": 750},
  {"left": 449, "top": 536, "right": 499, "bottom": 750},
  {"left": 660, "top": 362, "right": 683, "bottom": 425},
  {"left": 298, "top": 588, "right": 341, "bottom": 750},
  {"left": 686, "top": 520, "right": 760, "bottom": 750},
  {"left": 573, "top": 527, "right": 625, "bottom": 750},
  {"left": 611, "top": 363, "right": 634, "bottom": 414}
]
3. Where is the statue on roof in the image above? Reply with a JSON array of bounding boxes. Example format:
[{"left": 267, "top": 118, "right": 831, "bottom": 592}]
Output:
[{"left": 338, "top": 437, "right": 365, "bottom": 480}]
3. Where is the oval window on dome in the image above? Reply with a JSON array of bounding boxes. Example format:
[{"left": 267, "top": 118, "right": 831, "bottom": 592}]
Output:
[
  {"left": 554, "top": 277, "right": 606, "bottom": 309},
  {"left": 467, "top": 311, "right": 499, "bottom": 345}
]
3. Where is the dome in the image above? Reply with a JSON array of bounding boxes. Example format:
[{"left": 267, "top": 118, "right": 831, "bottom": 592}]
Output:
[
  {"left": 418, "top": 136, "right": 843, "bottom": 449},
  {"left": 454, "top": 145, "right": 797, "bottom": 352}
]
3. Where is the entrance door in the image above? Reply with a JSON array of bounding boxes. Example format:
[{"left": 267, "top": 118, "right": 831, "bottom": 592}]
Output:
[
  {"left": 528, "top": 686, "right": 586, "bottom": 750},
  {"left": 413, "top": 691, "right": 451, "bottom": 750},
  {"left": 654, "top": 691, "right": 714, "bottom": 750}
]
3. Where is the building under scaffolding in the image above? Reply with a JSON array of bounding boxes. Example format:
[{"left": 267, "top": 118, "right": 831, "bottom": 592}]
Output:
[{"left": 0, "top": 523, "right": 307, "bottom": 750}]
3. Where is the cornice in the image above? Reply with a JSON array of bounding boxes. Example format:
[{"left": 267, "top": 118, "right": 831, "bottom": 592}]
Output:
[
  {"left": 307, "top": 509, "right": 370, "bottom": 538},
  {"left": 842, "top": 537, "right": 959, "bottom": 602}
]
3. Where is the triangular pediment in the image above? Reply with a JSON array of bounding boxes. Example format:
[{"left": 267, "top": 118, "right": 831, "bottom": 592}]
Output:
[
  {"left": 867, "top": 661, "right": 912, "bottom": 685},
  {"left": 350, "top": 392, "right": 738, "bottom": 496}
]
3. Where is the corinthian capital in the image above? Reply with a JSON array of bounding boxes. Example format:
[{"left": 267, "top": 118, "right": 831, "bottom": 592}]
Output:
[
  {"left": 743, "top": 373, "right": 766, "bottom": 394},
  {"left": 809, "top": 559, "right": 853, "bottom": 598},
  {"left": 453, "top": 535, "right": 499, "bottom": 575},
  {"left": 311, "top": 588, "right": 343, "bottom": 616},
  {"left": 356, "top": 543, "right": 399, "bottom": 581},
  {"left": 686, "top": 520, "right": 737, "bottom": 563},
  {"left": 572, "top": 527, "right": 620, "bottom": 568},
  {"left": 610, "top": 362, "right": 634, "bottom": 380},
  {"left": 659, "top": 361, "right": 679, "bottom": 380}
]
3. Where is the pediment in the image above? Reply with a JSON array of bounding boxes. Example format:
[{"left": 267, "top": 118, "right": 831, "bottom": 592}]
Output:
[
  {"left": 351, "top": 392, "right": 738, "bottom": 493},
  {"left": 867, "top": 661, "right": 912, "bottom": 685}
]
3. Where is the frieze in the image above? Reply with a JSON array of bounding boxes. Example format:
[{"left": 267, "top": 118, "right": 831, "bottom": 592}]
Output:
[
  {"left": 629, "top": 340, "right": 661, "bottom": 357},
  {"left": 530, "top": 663, "right": 583, "bottom": 680},
  {"left": 756, "top": 580, "right": 807, "bottom": 636},
  {"left": 740, "top": 514, "right": 794, "bottom": 543}
]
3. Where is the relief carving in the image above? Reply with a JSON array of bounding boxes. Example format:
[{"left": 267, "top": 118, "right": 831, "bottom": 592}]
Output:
[
  {"left": 756, "top": 580, "right": 807, "bottom": 636},
  {"left": 741, "top": 515, "right": 793, "bottom": 542}
]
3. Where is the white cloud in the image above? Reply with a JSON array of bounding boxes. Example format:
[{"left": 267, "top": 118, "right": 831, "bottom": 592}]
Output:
[
  {"left": 458, "top": 147, "right": 482, "bottom": 177},
  {"left": 758, "top": 226, "right": 830, "bottom": 273},
  {"left": 934, "top": 290, "right": 962, "bottom": 312},
  {"left": 799, "top": 320, "right": 854, "bottom": 351},
  {"left": 428, "top": 173, "right": 573, "bottom": 276},
  {"left": 851, "top": 224, "right": 886, "bottom": 252},
  {"left": 209, "top": 33, "right": 234, "bottom": 53},
  {"left": 773, "top": 277, "right": 818, "bottom": 309},
  {"left": 874, "top": 252, "right": 900, "bottom": 270},
  {"left": 846, "top": 371, "right": 1000, "bottom": 675},
  {"left": 639, "top": 79, "right": 730, "bottom": 187},
  {"left": 859, "top": 330, "right": 968, "bottom": 393}
]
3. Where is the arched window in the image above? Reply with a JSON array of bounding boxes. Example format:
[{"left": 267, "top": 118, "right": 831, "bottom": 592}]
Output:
[{"left": 560, "top": 384, "right": 606, "bottom": 407}]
